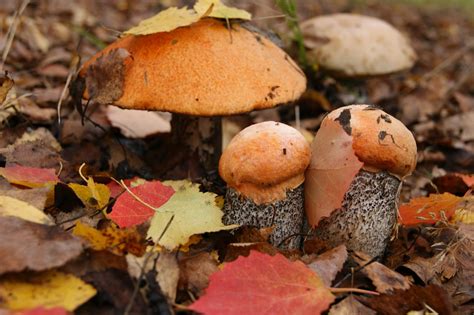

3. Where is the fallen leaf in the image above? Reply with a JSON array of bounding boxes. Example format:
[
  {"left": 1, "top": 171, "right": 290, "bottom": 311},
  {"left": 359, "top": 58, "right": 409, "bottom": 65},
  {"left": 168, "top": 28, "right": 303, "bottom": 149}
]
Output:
[
  {"left": 72, "top": 221, "right": 146, "bottom": 256},
  {"left": 189, "top": 251, "right": 334, "bottom": 315},
  {"left": 11, "top": 307, "right": 69, "bottom": 315},
  {"left": 0, "top": 271, "right": 96, "bottom": 312},
  {"left": 353, "top": 251, "right": 411, "bottom": 294},
  {"left": 0, "top": 195, "right": 53, "bottom": 225},
  {"left": 329, "top": 296, "right": 376, "bottom": 315},
  {"left": 456, "top": 173, "right": 474, "bottom": 187},
  {"left": 0, "top": 165, "right": 59, "bottom": 188},
  {"left": 357, "top": 284, "right": 454, "bottom": 315},
  {"left": 179, "top": 251, "right": 219, "bottom": 296},
  {"left": 69, "top": 177, "right": 110, "bottom": 210},
  {"left": 0, "top": 73, "right": 14, "bottom": 105},
  {"left": 307, "top": 245, "right": 348, "bottom": 286},
  {"left": 0, "top": 217, "right": 83, "bottom": 275},
  {"left": 109, "top": 180, "right": 175, "bottom": 228},
  {"left": 0, "top": 186, "right": 51, "bottom": 211},
  {"left": 85, "top": 48, "right": 131, "bottom": 104},
  {"left": 155, "top": 251, "right": 180, "bottom": 302},
  {"left": 123, "top": 6, "right": 201, "bottom": 36},
  {"left": 147, "top": 180, "right": 237, "bottom": 249},
  {"left": 194, "top": 0, "right": 251, "bottom": 20},
  {"left": 399, "top": 193, "right": 464, "bottom": 226},
  {"left": 305, "top": 118, "right": 363, "bottom": 226},
  {"left": 106, "top": 106, "right": 171, "bottom": 138}
]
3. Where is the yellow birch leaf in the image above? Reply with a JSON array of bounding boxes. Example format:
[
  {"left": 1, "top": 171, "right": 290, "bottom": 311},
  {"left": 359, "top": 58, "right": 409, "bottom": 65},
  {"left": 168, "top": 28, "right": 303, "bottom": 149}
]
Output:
[
  {"left": 69, "top": 177, "right": 110, "bottom": 210},
  {"left": 0, "top": 271, "right": 96, "bottom": 311},
  {"left": 147, "top": 180, "right": 237, "bottom": 249},
  {"left": 123, "top": 6, "right": 201, "bottom": 36},
  {"left": 72, "top": 221, "right": 145, "bottom": 256},
  {"left": 194, "top": 0, "right": 251, "bottom": 20},
  {"left": 0, "top": 195, "right": 53, "bottom": 225}
]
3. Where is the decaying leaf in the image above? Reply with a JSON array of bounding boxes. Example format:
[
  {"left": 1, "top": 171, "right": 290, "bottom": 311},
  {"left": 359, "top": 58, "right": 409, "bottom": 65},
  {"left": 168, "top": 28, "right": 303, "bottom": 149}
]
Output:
[
  {"left": 69, "top": 177, "right": 110, "bottom": 210},
  {"left": 353, "top": 251, "right": 411, "bottom": 294},
  {"left": 109, "top": 180, "right": 175, "bottom": 228},
  {"left": 189, "top": 251, "right": 334, "bottom": 315},
  {"left": 329, "top": 296, "right": 376, "bottom": 315},
  {"left": 0, "top": 186, "right": 51, "bottom": 211},
  {"left": 147, "top": 180, "right": 237, "bottom": 249},
  {"left": 0, "top": 271, "right": 96, "bottom": 312},
  {"left": 307, "top": 245, "right": 348, "bottom": 286},
  {"left": 0, "top": 73, "right": 14, "bottom": 105},
  {"left": 399, "top": 193, "right": 464, "bottom": 226},
  {"left": 72, "top": 221, "right": 146, "bottom": 256},
  {"left": 155, "top": 251, "right": 180, "bottom": 302},
  {"left": 0, "top": 217, "right": 83, "bottom": 275},
  {"left": 85, "top": 48, "right": 131, "bottom": 104},
  {"left": 305, "top": 118, "right": 363, "bottom": 226},
  {"left": 179, "top": 251, "right": 219, "bottom": 297},
  {"left": 194, "top": 0, "right": 251, "bottom": 20},
  {"left": 0, "top": 165, "right": 59, "bottom": 188},
  {"left": 0, "top": 195, "right": 53, "bottom": 225}
]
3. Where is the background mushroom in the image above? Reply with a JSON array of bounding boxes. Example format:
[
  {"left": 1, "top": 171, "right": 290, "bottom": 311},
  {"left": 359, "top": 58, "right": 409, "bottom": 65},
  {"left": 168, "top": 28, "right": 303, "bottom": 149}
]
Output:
[
  {"left": 78, "top": 18, "right": 306, "bottom": 177},
  {"left": 305, "top": 105, "right": 417, "bottom": 257},
  {"left": 219, "top": 121, "right": 311, "bottom": 249},
  {"left": 301, "top": 13, "right": 417, "bottom": 77}
]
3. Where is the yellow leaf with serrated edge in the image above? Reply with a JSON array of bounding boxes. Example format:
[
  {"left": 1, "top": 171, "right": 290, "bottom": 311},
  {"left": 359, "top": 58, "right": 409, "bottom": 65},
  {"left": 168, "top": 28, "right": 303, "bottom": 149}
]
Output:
[
  {"left": 69, "top": 177, "right": 110, "bottom": 210},
  {"left": 147, "top": 180, "right": 237, "bottom": 249},
  {"left": 0, "top": 195, "right": 53, "bottom": 225},
  {"left": 0, "top": 271, "right": 96, "bottom": 311},
  {"left": 73, "top": 221, "right": 145, "bottom": 256},
  {"left": 194, "top": 0, "right": 251, "bottom": 20},
  {"left": 124, "top": 7, "right": 200, "bottom": 36}
]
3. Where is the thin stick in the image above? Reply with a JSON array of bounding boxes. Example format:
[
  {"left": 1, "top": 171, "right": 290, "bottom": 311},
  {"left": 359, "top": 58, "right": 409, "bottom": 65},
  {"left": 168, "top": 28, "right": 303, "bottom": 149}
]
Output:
[
  {"left": 57, "top": 53, "right": 80, "bottom": 126},
  {"left": 329, "top": 287, "right": 380, "bottom": 296},
  {"left": 123, "top": 214, "right": 175, "bottom": 315},
  {"left": 0, "top": 0, "right": 30, "bottom": 70}
]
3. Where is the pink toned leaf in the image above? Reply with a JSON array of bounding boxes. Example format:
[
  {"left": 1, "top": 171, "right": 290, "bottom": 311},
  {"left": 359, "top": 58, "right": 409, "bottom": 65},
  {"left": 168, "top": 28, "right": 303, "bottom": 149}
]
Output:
[
  {"left": 0, "top": 165, "right": 59, "bottom": 188},
  {"left": 399, "top": 193, "right": 464, "bottom": 226},
  {"left": 305, "top": 119, "right": 363, "bottom": 226},
  {"left": 108, "top": 180, "right": 174, "bottom": 228},
  {"left": 189, "top": 251, "right": 334, "bottom": 315}
]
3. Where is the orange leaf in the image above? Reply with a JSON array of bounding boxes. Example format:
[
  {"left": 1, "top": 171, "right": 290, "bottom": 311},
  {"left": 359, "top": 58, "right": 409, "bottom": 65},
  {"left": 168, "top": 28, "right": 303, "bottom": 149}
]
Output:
[
  {"left": 0, "top": 165, "right": 59, "bottom": 188},
  {"left": 189, "top": 251, "right": 334, "bottom": 315},
  {"left": 398, "top": 193, "right": 464, "bottom": 226},
  {"left": 455, "top": 173, "right": 474, "bottom": 188},
  {"left": 305, "top": 119, "right": 363, "bottom": 226}
]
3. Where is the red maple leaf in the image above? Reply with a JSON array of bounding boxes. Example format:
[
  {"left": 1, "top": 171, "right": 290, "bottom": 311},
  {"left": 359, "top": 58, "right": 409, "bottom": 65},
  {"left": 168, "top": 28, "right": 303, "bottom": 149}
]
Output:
[
  {"left": 0, "top": 165, "right": 59, "bottom": 188},
  {"left": 13, "top": 307, "right": 68, "bottom": 315},
  {"left": 108, "top": 180, "right": 174, "bottom": 228},
  {"left": 189, "top": 251, "right": 334, "bottom": 315},
  {"left": 398, "top": 193, "right": 463, "bottom": 226}
]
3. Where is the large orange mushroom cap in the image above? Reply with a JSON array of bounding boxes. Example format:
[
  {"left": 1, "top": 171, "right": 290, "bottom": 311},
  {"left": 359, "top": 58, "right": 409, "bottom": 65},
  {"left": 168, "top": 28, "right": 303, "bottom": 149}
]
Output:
[{"left": 79, "top": 18, "right": 307, "bottom": 116}]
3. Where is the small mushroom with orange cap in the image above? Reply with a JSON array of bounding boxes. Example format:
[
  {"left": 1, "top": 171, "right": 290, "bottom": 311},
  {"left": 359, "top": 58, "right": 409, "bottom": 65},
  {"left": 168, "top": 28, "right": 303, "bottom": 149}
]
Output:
[
  {"left": 219, "top": 121, "right": 311, "bottom": 249},
  {"left": 76, "top": 17, "right": 306, "bottom": 176},
  {"left": 305, "top": 104, "right": 417, "bottom": 257}
]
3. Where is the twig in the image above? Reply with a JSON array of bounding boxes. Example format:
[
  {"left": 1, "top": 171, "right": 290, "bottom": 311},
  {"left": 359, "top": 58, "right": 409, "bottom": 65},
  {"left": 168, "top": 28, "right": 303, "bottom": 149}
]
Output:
[
  {"left": 0, "top": 0, "right": 30, "bottom": 71},
  {"left": 329, "top": 287, "right": 380, "bottom": 296},
  {"left": 57, "top": 52, "right": 80, "bottom": 126},
  {"left": 332, "top": 254, "right": 379, "bottom": 288},
  {"left": 123, "top": 214, "right": 175, "bottom": 315}
]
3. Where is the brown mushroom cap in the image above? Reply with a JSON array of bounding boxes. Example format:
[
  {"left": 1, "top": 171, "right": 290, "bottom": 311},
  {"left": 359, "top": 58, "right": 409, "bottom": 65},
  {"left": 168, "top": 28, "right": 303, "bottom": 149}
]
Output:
[
  {"left": 301, "top": 14, "right": 416, "bottom": 77},
  {"left": 327, "top": 104, "right": 417, "bottom": 178},
  {"left": 219, "top": 121, "right": 311, "bottom": 204},
  {"left": 80, "top": 19, "right": 306, "bottom": 116}
]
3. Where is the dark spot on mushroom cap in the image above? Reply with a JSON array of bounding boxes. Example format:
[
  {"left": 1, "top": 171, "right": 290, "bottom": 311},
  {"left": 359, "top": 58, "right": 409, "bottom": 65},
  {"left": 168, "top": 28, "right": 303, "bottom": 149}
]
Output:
[
  {"left": 377, "top": 114, "right": 392, "bottom": 124},
  {"left": 283, "top": 148, "right": 287, "bottom": 155},
  {"left": 363, "top": 104, "right": 380, "bottom": 111},
  {"left": 335, "top": 109, "right": 352, "bottom": 135}
]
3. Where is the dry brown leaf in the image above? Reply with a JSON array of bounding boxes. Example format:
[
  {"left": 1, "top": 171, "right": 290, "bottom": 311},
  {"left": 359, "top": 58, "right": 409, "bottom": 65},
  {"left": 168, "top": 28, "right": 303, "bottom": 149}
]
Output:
[
  {"left": 307, "top": 245, "right": 348, "bottom": 286},
  {"left": 85, "top": 48, "right": 131, "bottom": 104},
  {"left": 0, "top": 216, "right": 83, "bottom": 275},
  {"left": 305, "top": 118, "right": 363, "bottom": 226},
  {"left": 179, "top": 251, "right": 219, "bottom": 296},
  {"left": 329, "top": 296, "right": 376, "bottom": 315},
  {"left": 155, "top": 251, "right": 180, "bottom": 302},
  {"left": 353, "top": 251, "right": 411, "bottom": 294}
]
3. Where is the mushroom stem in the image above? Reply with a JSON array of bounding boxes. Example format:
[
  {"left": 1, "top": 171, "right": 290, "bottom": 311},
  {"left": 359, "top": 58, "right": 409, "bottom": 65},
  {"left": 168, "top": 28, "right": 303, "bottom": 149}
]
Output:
[{"left": 170, "top": 114, "right": 222, "bottom": 175}]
